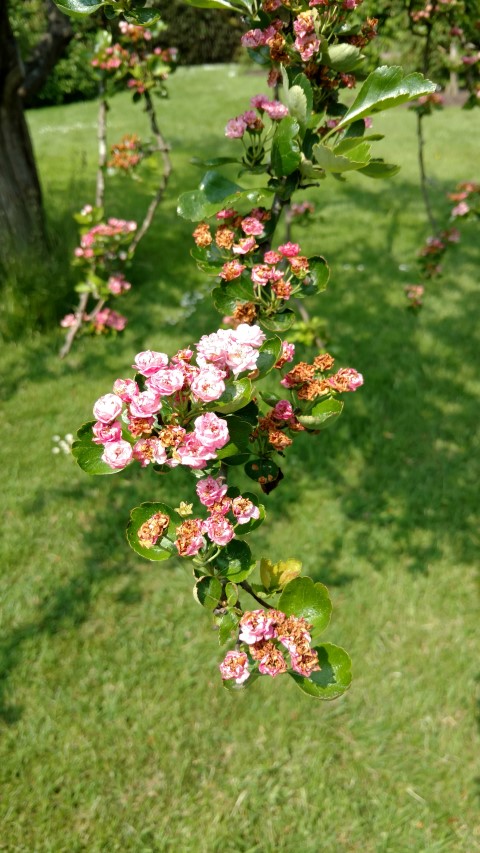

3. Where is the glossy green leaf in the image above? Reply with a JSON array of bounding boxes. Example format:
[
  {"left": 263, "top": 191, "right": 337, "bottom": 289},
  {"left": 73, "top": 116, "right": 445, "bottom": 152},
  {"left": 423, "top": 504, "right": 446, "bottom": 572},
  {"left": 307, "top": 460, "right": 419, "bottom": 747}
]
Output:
[
  {"left": 304, "top": 256, "right": 329, "bottom": 293},
  {"left": 211, "top": 379, "right": 253, "bottom": 414},
  {"left": 54, "top": 0, "right": 105, "bottom": 16},
  {"left": 225, "top": 582, "right": 238, "bottom": 607},
  {"left": 336, "top": 66, "right": 436, "bottom": 130},
  {"left": 297, "top": 398, "right": 344, "bottom": 430},
  {"left": 358, "top": 160, "right": 401, "bottom": 179},
  {"left": 216, "top": 416, "right": 253, "bottom": 459},
  {"left": 289, "top": 643, "right": 352, "bottom": 699},
  {"left": 255, "top": 337, "right": 282, "bottom": 377},
  {"left": 194, "top": 576, "right": 223, "bottom": 610},
  {"left": 260, "top": 309, "right": 295, "bottom": 332},
  {"left": 191, "top": 156, "right": 240, "bottom": 168},
  {"left": 211, "top": 286, "right": 237, "bottom": 315},
  {"left": 286, "top": 86, "right": 308, "bottom": 128},
  {"left": 278, "top": 576, "right": 332, "bottom": 637},
  {"left": 124, "top": 8, "right": 161, "bottom": 24},
  {"left": 326, "top": 43, "right": 363, "bottom": 72},
  {"left": 199, "top": 170, "right": 241, "bottom": 202},
  {"left": 214, "top": 540, "right": 255, "bottom": 583},
  {"left": 271, "top": 117, "right": 301, "bottom": 177},
  {"left": 72, "top": 422, "right": 127, "bottom": 475},
  {"left": 292, "top": 73, "right": 313, "bottom": 116},
  {"left": 183, "top": 0, "right": 250, "bottom": 10},
  {"left": 313, "top": 141, "right": 371, "bottom": 173},
  {"left": 126, "top": 502, "right": 182, "bottom": 562},
  {"left": 244, "top": 457, "right": 279, "bottom": 486},
  {"left": 217, "top": 609, "right": 241, "bottom": 645}
]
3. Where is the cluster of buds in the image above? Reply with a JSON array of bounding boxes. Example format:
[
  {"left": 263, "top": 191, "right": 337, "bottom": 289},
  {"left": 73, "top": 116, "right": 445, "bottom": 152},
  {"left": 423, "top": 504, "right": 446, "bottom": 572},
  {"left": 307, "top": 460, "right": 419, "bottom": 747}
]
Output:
[
  {"left": 90, "top": 25, "right": 177, "bottom": 100},
  {"left": 60, "top": 307, "right": 127, "bottom": 334},
  {"left": 73, "top": 214, "right": 137, "bottom": 263},
  {"left": 136, "top": 476, "right": 260, "bottom": 556},
  {"left": 448, "top": 181, "right": 480, "bottom": 219},
  {"left": 220, "top": 608, "right": 320, "bottom": 684},
  {"left": 193, "top": 208, "right": 321, "bottom": 319},
  {"left": 108, "top": 134, "right": 146, "bottom": 172},
  {"left": 417, "top": 227, "right": 460, "bottom": 279},
  {"left": 90, "top": 324, "right": 267, "bottom": 471},
  {"left": 409, "top": 90, "right": 444, "bottom": 116},
  {"left": 281, "top": 352, "right": 363, "bottom": 398},
  {"left": 241, "top": 2, "right": 376, "bottom": 110}
]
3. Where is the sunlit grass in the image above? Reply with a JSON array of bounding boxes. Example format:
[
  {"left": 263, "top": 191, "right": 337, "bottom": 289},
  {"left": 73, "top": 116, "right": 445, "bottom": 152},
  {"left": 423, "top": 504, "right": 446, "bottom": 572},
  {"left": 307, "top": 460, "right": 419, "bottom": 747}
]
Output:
[{"left": 0, "top": 66, "right": 479, "bottom": 852}]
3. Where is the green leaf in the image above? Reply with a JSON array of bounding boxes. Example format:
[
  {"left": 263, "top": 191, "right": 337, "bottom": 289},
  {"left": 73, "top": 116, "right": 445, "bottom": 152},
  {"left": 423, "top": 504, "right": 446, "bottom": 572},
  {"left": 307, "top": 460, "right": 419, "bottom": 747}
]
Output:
[
  {"left": 200, "top": 170, "right": 241, "bottom": 202},
  {"left": 358, "top": 160, "right": 401, "bottom": 179},
  {"left": 54, "top": 0, "right": 106, "bottom": 16},
  {"left": 304, "top": 256, "right": 329, "bottom": 293},
  {"left": 255, "top": 337, "right": 282, "bottom": 378},
  {"left": 286, "top": 86, "right": 308, "bottom": 129},
  {"left": 126, "top": 502, "right": 182, "bottom": 563},
  {"left": 194, "top": 576, "right": 223, "bottom": 610},
  {"left": 289, "top": 643, "right": 352, "bottom": 700},
  {"left": 191, "top": 156, "right": 239, "bottom": 168},
  {"left": 325, "top": 43, "right": 363, "bottom": 72},
  {"left": 211, "top": 379, "right": 253, "bottom": 414},
  {"left": 72, "top": 421, "right": 126, "bottom": 476},
  {"left": 297, "top": 398, "right": 344, "bottom": 430},
  {"left": 313, "top": 141, "right": 371, "bottom": 173},
  {"left": 211, "top": 286, "right": 237, "bottom": 315},
  {"left": 336, "top": 66, "right": 437, "bottom": 130},
  {"left": 216, "top": 416, "right": 252, "bottom": 459},
  {"left": 292, "top": 73, "right": 313, "bottom": 116},
  {"left": 260, "top": 309, "right": 295, "bottom": 333},
  {"left": 177, "top": 190, "right": 210, "bottom": 221},
  {"left": 277, "top": 576, "right": 332, "bottom": 637},
  {"left": 225, "top": 582, "right": 238, "bottom": 606},
  {"left": 183, "top": 0, "right": 250, "bottom": 10},
  {"left": 244, "top": 457, "right": 279, "bottom": 486},
  {"left": 271, "top": 117, "right": 301, "bottom": 178},
  {"left": 217, "top": 610, "right": 240, "bottom": 645},
  {"left": 124, "top": 8, "right": 161, "bottom": 24},
  {"left": 214, "top": 540, "right": 255, "bottom": 583}
]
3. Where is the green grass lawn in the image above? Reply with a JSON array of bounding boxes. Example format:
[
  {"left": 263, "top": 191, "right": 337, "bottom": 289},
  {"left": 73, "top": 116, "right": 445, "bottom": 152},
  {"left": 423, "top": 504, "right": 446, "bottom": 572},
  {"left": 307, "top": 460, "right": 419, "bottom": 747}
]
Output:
[{"left": 0, "top": 66, "right": 479, "bottom": 852}]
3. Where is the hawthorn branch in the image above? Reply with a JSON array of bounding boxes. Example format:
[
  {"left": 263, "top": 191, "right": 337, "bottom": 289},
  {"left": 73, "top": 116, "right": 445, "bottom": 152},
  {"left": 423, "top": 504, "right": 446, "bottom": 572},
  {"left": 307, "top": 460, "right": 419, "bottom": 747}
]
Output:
[{"left": 129, "top": 89, "right": 172, "bottom": 254}]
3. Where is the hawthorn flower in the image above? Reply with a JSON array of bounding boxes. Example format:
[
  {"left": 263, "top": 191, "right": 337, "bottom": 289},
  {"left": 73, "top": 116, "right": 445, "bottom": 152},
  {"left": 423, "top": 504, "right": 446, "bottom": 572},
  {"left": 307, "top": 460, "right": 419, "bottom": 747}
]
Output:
[
  {"left": 132, "top": 437, "right": 167, "bottom": 467},
  {"left": 196, "top": 475, "right": 228, "bottom": 508},
  {"left": 101, "top": 439, "right": 133, "bottom": 470},
  {"left": 231, "top": 496, "right": 260, "bottom": 524},
  {"left": 241, "top": 216, "right": 265, "bottom": 236},
  {"left": 239, "top": 609, "right": 279, "bottom": 644},
  {"left": 190, "top": 366, "right": 226, "bottom": 403},
  {"left": 278, "top": 242, "right": 300, "bottom": 258},
  {"left": 129, "top": 389, "right": 162, "bottom": 418},
  {"left": 232, "top": 236, "right": 258, "bottom": 255},
  {"left": 203, "top": 515, "right": 235, "bottom": 546},
  {"left": 175, "top": 518, "right": 205, "bottom": 556},
  {"left": 133, "top": 350, "right": 169, "bottom": 376},
  {"left": 225, "top": 117, "right": 247, "bottom": 139},
  {"left": 273, "top": 400, "right": 294, "bottom": 420},
  {"left": 219, "top": 650, "right": 250, "bottom": 684},
  {"left": 93, "top": 393, "right": 123, "bottom": 424},
  {"left": 193, "top": 412, "right": 230, "bottom": 451},
  {"left": 219, "top": 260, "right": 246, "bottom": 281},
  {"left": 252, "top": 641, "right": 288, "bottom": 677},
  {"left": 137, "top": 512, "right": 170, "bottom": 549},
  {"left": 92, "top": 420, "right": 123, "bottom": 444},
  {"left": 327, "top": 368, "right": 364, "bottom": 392},
  {"left": 147, "top": 367, "right": 185, "bottom": 396},
  {"left": 193, "top": 222, "right": 212, "bottom": 247},
  {"left": 113, "top": 378, "right": 139, "bottom": 402}
]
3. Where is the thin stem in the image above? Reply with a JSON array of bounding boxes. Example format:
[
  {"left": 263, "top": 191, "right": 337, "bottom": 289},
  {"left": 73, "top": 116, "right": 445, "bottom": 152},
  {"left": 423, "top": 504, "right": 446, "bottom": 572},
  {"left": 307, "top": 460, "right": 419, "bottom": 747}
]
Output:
[
  {"left": 416, "top": 112, "right": 438, "bottom": 234},
  {"left": 240, "top": 581, "right": 272, "bottom": 610},
  {"left": 129, "top": 89, "right": 172, "bottom": 254},
  {"left": 96, "top": 77, "right": 107, "bottom": 209},
  {"left": 59, "top": 292, "right": 89, "bottom": 359}
]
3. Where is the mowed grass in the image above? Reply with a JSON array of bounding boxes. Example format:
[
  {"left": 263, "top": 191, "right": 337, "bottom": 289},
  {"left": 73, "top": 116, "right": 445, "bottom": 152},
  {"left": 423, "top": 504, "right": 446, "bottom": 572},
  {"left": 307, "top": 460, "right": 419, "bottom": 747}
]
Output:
[{"left": 0, "top": 66, "right": 479, "bottom": 852}]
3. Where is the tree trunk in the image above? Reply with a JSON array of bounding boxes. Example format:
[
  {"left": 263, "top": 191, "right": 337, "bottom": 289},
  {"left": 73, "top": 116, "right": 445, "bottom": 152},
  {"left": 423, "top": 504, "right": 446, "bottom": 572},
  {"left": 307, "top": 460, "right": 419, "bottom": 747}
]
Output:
[{"left": 0, "top": 2, "right": 46, "bottom": 252}]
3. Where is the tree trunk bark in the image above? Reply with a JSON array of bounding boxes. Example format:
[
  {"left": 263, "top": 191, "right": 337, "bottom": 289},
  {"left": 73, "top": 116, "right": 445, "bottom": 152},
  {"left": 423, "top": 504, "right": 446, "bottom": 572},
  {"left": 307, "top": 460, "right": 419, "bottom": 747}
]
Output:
[{"left": 0, "top": 2, "right": 46, "bottom": 253}]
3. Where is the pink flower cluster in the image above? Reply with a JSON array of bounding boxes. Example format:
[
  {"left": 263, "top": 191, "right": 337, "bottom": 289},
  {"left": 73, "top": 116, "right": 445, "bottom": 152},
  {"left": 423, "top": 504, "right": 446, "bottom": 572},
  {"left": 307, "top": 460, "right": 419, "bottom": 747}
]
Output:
[
  {"left": 93, "top": 308, "right": 127, "bottom": 333},
  {"left": 91, "top": 324, "right": 267, "bottom": 471},
  {"left": 74, "top": 218, "right": 137, "bottom": 261},
  {"left": 193, "top": 211, "right": 315, "bottom": 304},
  {"left": 220, "top": 609, "right": 321, "bottom": 684},
  {"left": 107, "top": 273, "right": 132, "bottom": 295},
  {"left": 173, "top": 476, "right": 260, "bottom": 556},
  {"left": 225, "top": 95, "right": 289, "bottom": 139}
]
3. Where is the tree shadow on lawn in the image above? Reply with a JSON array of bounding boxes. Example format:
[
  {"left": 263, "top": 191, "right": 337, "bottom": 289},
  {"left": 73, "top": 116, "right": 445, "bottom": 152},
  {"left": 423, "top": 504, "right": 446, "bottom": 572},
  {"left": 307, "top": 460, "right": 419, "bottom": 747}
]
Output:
[
  {"left": 0, "top": 465, "right": 191, "bottom": 725},
  {"left": 263, "top": 185, "right": 479, "bottom": 579}
]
